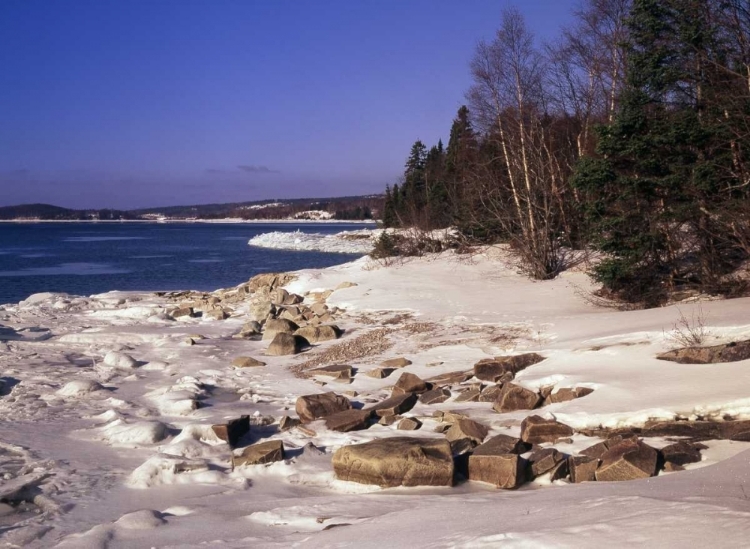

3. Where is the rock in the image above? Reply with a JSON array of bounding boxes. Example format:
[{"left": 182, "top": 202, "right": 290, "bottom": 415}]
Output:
[
  {"left": 243, "top": 320, "right": 262, "bottom": 334},
  {"left": 492, "top": 384, "right": 541, "bottom": 413},
  {"left": 381, "top": 357, "right": 412, "bottom": 368},
  {"left": 231, "top": 356, "right": 266, "bottom": 368},
  {"left": 262, "top": 319, "right": 299, "bottom": 341},
  {"left": 473, "top": 353, "right": 545, "bottom": 382},
  {"left": 397, "top": 417, "right": 422, "bottom": 430},
  {"left": 309, "top": 364, "right": 353, "bottom": 382},
  {"left": 474, "top": 434, "right": 530, "bottom": 455},
  {"left": 520, "top": 415, "right": 575, "bottom": 444},
  {"left": 419, "top": 388, "right": 451, "bottom": 405},
  {"left": 445, "top": 419, "right": 489, "bottom": 445},
  {"left": 325, "top": 409, "right": 373, "bottom": 432},
  {"left": 310, "top": 302, "right": 329, "bottom": 316},
  {"left": 545, "top": 387, "right": 595, "bottom": 404},
  {"left": 211, "top": 415, "right": 250, "bottom": 447},
  {"left": 437, "top": 410, "right": 470, "bottom": 424},
  {"left": 296, "top": 392, "right": 352, "bottom": 423},
  {"left": 336, "top": 281, "right": 358, "bottom": 290},
  {"left": 169, "top": 307, "right": 194, "bottom": 319},
  {"left": 657, "top": 339, "right": 750, "bottom": 364},
  {"left": 184, "top": 337, "right": 196, "bottom": 345},
  {"left": 581, "top": 435, "right": 637, "bottom": 459},
  {"left": 367, "top": 367, "right": 396, "bottom": 379},
  {"left": 528, "top": 448, "right": 565, "bottom": 477},
  {"left": 468, "top": 449, "right": 526, "bottom": 489},
  {"left": 478, "top": 384, "right": 504, "bottom": 402},
  {"left": 392, "top": 373, "right": 430, "bottom": 395},
  {"left": 206, "top": 309, "right": 229, "bottom": 320},
  {"left": 595, "top": 438, "right": 658, "bottom": 482},
  {"left": 267, "top": 333, "right": 306, "bottom": 356},
  {"left": 426, "top": 370, "right": 472, "bottom": 386},
  {"left": 103, "top": 351, "right": 139, "bottom": 370},
  {"left": 569, "top": 456, "right": 600, "bottom": 483},
  {"left": 659, "top": 441, "right": 704, "bottom": 466},
  {"left": 366, "top": 393, "right": 418, "bottom": 417},
  {"left": 454, "top": 389, "right": 481, "bottom": 403},
  {"left": 279, "top": 415, "right": 300, "bottom": 431},
  {"left": 248, "top": 272, "right": 295, "bottom": 292},
  {"left": 294, "top": 325, "right": 341, "bottom": 343},
  {"left": 270, "top": 288, "right": 289, "bottom": 305},
  {"left": 283, "top": 293, "right": 303, "bottom": 306},
  {"left": 663, "top": 462, "right": 685, "bottom": 472},
  {"left": 641, "top": 420, "right": 721, "bottom": 440},
  {"left": 378, "top": 414, "right": 400, "bottom": 426},
  {"left": 332, "top": 437, "right": 454, "bottom": 487},
  {"left": 232, "top": 440, "right": 285, "bottom": 467}
]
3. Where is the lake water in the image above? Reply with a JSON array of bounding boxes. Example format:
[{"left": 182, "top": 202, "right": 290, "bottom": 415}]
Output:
[{"left": 0, "top": 222, "right": 371, "bottom": 305}]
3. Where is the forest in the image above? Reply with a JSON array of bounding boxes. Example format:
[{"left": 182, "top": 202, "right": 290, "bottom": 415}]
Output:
[{"left": 381, "top": 0, "right": 750, "bottom": 307}]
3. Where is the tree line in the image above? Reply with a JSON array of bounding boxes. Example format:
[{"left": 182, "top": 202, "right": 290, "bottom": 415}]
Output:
[{"left": 382, "top": 0, "right": 750, "bottom": 307}]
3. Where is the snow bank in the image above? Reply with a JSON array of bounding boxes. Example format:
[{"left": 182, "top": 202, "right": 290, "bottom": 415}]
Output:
[{"left": 248, "top": 229, "right": 377, "bottom": 254}]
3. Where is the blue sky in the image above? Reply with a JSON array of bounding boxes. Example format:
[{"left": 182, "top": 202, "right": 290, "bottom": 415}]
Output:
[{"left": 0, "top": 1, "right": 576, "bottom": 209}]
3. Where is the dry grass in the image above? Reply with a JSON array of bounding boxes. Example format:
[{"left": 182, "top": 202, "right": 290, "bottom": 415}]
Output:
[{"left": 665, "top": 306, "right": 712, "bottom": 348}]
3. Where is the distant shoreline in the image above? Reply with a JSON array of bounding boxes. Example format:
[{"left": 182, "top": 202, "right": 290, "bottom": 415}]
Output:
[{"left": 0, "top": 218, "right": 378, "bottom": 224}]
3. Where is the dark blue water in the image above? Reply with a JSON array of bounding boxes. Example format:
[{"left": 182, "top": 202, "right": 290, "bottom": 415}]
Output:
[{"left": 0, "top": 222, "right": 370, "bottom": 305}]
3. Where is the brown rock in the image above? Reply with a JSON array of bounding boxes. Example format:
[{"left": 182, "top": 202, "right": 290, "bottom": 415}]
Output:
[
  {"left": 419, "top": 388, "right": 451, "bottom": 405},
  {"left": 231, "top": 356, "right": 266, "bottom": 368},
  {"left": 279, "top": 415, "right": 300, "bottom": 431},
  {"left": 659, "top": 441, "right": 704, "bottom": 466},
  {"left": 445, "top": 419, "right": 489, "bottom": 445},
  {"left": 596, "top": 438, "right": 658, "bottom": 482},
  {"left": 426, "top": 370, "right": 472, "bottom": 386},
  {"left": 232, "top": 440, "right": 284, "bottom": 467},
  {"left": 310, "top": 364, "right": 353, "bottom": 382},
  {"left": 475, "top": 434, "right": 530, "bottom": 455},
  {"left": 332, "top": 437, "right": 454, "bottom": 487},
  {"left": 366, "top": 367, "right": 396, "bottom": 379},
  {"left": 468, "top": 449, "right": 526, "bottom": 489},
  {"left": 392, "top": 372, "right": 430, "bottom": 395},
  {"left": 520, "top": 415, "right": 574, "bottom": 444},
  {"left": 211, "top": 415, "right": 250, "bottom": 447},
  {"left": 569, "top": 456, "right": 600, "bottom": 483},
  {"left": 296, "top": 392, "right": 352, "bottom": 423},
  {"left": 294, "top": 325, "right": 341, "bottom": 344},
  {"left": 663, "top": 462, "right": 685, "bottom": 472},
  {"left": 262, "top": 318, "right": 299, "bottom": 341},
  {"left": 378, "top": 414, "right": 400, "bottom": 426},
  {"left": 267, "top": 332, "right": 306, "bottom": 356},
  {"left": 325, "top": 409, "right": 372, "bottom": 432},
  {"left": 528, "top": 448, "right": 565, "bottom": 477},
  {"left": 366, "top": 392, "right": 418, "bottom": 417},
  {"left": 493, "top": 384, "right": 542, "bottom": 413},
  {"left": 381, "top": 357, "right": 412, "bottom": 368},
  {"left": 473, "top": 353, "right": 545, "bottom": 382},
  {"left": 641, "top": 420, "right": 721, "bottom": 440},
  {"left": 478, "top": 384, "right": 504, "bottom": 402},
  {"left": 546, "top": 387, "right": 595, "bottom": 404},
  {"left": 454, "top": 389, "right": 481, "bottom": 403},
  {"left": 657, "top": 340, "right": 750, "bottom": 364},
  {"left": 169, "top": 307, "right": 194, "bottom": 319},
  {"left": 397, "top": 417, "right": 422, "bottom": 430}
]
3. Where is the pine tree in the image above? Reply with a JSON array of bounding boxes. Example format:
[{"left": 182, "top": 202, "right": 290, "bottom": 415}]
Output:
[
  {"left": 445, "top": 106, "right": 477, "bottom": 229},
  {"left": 382, "top": 185, "right": 397, "bottom": 228}
]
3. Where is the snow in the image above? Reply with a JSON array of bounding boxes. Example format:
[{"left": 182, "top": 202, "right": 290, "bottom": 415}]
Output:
[
  {"left": 248, "top": 229, "right": 379, "bottom": 254},
  {"left": 3, "top": 247, "right": 750, "bottom": 547}
]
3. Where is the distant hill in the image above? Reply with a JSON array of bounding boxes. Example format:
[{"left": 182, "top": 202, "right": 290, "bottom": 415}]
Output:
[
  {"left": 0, "top": 195, "right": 384, "bottom": 221},
  {"left": 0, "top": 203, "right": 140, "bottom": 221}
]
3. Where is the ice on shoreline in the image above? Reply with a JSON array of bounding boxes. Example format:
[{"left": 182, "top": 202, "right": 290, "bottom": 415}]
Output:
[{"left": 248, "top": 229, "right": 379, "bottom": 254}]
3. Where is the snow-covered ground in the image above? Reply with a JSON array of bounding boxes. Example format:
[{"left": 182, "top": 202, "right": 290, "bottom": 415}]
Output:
[{"left": 2, "top": 248, "right": 750, "bottom": 547}]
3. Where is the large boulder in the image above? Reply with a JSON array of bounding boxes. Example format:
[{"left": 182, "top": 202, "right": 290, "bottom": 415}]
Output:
[
  {"left": 294, "top": 325, "right": 341, "bottom": 344},
  {"left": 528, "top": 448, "right": 566, "bottom": 477},
  {"left": 595, "top": 438, "right": 658, "bottom": 482},
  {"left": 262, "top": 319, "right": 299, "bottom": 341},
  {"left": 544, "top": 387, "right": 594, "bottom": 405},
  {"left": 325, "top": 409, "right": 373, "bottom": 432},
  {"left": 520, "top": 415, "right": 574, "bottom": 444},
  {"left": 366, "top": 393, "right": 418, "bottom": 417},
  {"left": 493, "top": 384, "right": 542, "bottom": 413},
  {"left": 332, "top": 437, "right": 454, "bottom": 487},
  {"left": 568, "top": 456, "right": 600, "bottom": 483},
  {"left": 473, "top": 353, "right": 545, "bottom": 382},
  {"left": 445, "top": 419, "right": 489, "bottom": 446},
  {"left": 367, "top": 367, "right": 396, "bottom": 379},
  {"left": 267, "top": 333, "right": 306, "bottom": 356},
  {"left": 296, "top": 392, "right": 352, "bottom": 423},
  {"left": 657, "top": 340, "right": 750, "bottom": 364},
  {"left": 419, "top": 388, "right": 451, "bottom": 405},
  {"left": 468, "top": 442, "right": 526, "bottom": 489},
  {"left": 232, "top": 440, "right": 284, "bottom": 467},
  {"left": 659, "top": 441, "right": 705, "bottom": 466},
  {"left": 211, "top": 415, "right": 250, "bottom": 447},
  {"left": 392, "top": 373, "right": 430, "bottom": 396},
  {"left": 473, "top": 434, "right": 530, "bottom": 455}
]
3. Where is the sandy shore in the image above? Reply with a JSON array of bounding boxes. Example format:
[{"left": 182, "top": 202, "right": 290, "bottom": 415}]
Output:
[{"left": 2, "top": 248, "right": 750, "bottom": 547}]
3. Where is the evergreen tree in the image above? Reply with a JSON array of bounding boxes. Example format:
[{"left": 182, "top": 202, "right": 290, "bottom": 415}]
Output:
[
  {"left": 382, "top": 185, "right": 397, "bottom": 228},
  {"left": 445, "top": 106, "right": 477, "bottom": 229}
]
